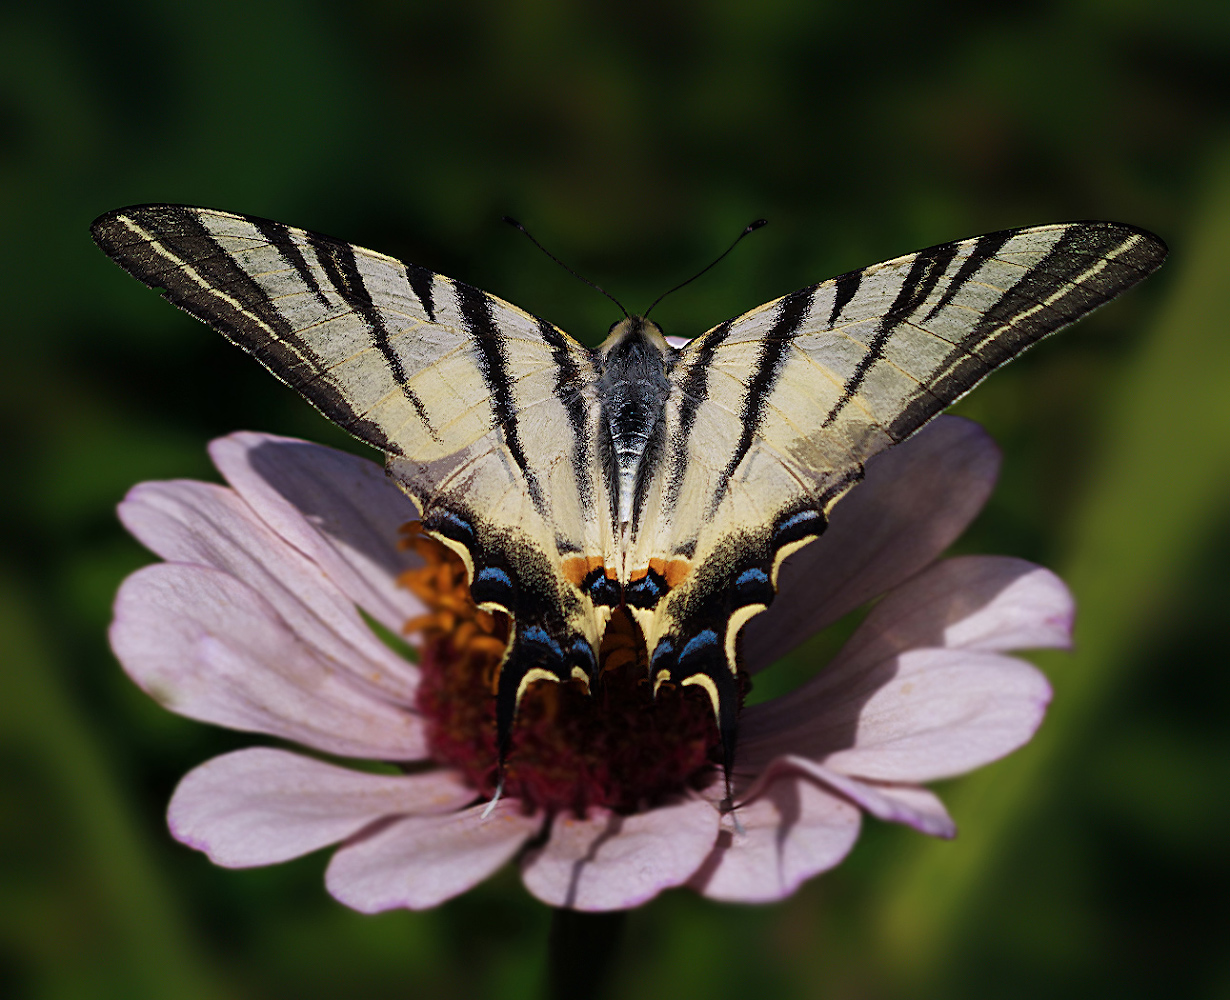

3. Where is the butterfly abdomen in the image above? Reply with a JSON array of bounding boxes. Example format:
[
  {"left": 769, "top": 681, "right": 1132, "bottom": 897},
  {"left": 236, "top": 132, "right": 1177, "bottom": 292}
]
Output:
[{"left": 597, "top": 317, "right": 673, "bottom": 532}]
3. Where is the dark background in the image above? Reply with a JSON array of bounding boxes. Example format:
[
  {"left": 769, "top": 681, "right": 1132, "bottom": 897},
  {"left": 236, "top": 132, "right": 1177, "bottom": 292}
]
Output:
[{"left": 3, "top": 2, "right": 1229, "bottom": 997}]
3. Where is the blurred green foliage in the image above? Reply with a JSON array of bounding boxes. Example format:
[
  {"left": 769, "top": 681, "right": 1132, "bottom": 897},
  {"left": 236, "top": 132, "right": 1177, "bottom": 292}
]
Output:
[{"left": 2, "top": 1, "right": 1229, "bottom": 997}]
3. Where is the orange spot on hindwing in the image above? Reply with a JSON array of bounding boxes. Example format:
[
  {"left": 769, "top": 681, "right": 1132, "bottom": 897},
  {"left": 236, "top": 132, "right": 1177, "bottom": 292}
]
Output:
[{"left": 560, "top": 554, "right": 608, "bottom": 587}]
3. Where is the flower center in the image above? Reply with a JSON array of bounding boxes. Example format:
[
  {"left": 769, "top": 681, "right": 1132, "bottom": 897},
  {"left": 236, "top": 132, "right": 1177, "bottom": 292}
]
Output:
[{"left": 399, "top": 523, "right": 728, "bottom": 814}]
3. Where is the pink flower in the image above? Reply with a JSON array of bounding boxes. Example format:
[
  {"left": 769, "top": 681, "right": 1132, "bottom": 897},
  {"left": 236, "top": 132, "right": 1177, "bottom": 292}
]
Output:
[{"left": 109, "top": 415, "right": 1070, "bottom": 912}]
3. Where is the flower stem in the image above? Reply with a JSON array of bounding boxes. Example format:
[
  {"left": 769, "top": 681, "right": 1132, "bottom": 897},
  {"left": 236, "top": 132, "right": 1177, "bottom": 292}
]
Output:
[{"left": 547, "top": 908, "right": 626, "bottom": 1000}]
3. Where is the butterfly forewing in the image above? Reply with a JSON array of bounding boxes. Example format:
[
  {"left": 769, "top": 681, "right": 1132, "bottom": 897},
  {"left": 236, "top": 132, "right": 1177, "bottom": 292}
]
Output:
[
  {"left": 635, "top": 222, "right": 1166, "bottom": 728},
  {"left": 92, "top": 205, "right": 618, "bottom": 755}
]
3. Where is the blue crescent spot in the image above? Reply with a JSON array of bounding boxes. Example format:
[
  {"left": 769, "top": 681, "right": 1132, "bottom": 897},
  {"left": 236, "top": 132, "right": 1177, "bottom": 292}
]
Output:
[
  {"left": 520, "top": 625, "right": 563, "bottom": 657},
  {"left": 430, "top": 509, "right": 476, "bottom": 543},
  {"left": 475, "top": 566, "right": 513, "bottom": 588},
  {"left": 735, "top": 567, "right": 769, "bottom": 589},
  {"left": 680, "top": 629, "right": 720, "bottom": 665},
  {"left": 649, "top": 637, "right": 676, "bottom": 668},
  {"left": 778, "top": 510, "right": 817, "bottom": 531},
  {"left": 568, "top": 639, "right": 597, "bottom": 673}
]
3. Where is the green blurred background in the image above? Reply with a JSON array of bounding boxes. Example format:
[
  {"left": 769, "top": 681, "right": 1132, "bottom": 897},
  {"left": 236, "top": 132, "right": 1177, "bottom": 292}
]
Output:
[{"left": 3, "top": 1, "right": 1229, "bottom": 997}]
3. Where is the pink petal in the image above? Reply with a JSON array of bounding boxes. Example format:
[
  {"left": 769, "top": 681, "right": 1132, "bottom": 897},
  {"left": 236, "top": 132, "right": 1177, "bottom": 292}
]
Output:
[
  {"left": 110, "top": 564, "right": 428, "bottom": 759},
  {"left": 209, "top": 432, "right": 423, "bottom": 635},
  {"left": 740, "top": 555, "right": 1065, "bottom": 776},
  {"left": 325, "top": 801, "right": 542, "bottom": 912},
  {"left": 822, "top": 648, "right": 1051, "bottom": 781},
  {"left": 865, "top": 783, "right": 956, "bottom": 837},
  {"left": 743, "top": 416, "right": 1001, "bottom": 671},
  {"left": 520, "top": 798, "right": 719, "bottom": 911},
  {"left": 740, "top": 646, "right": 1051, "bottom": 783},
  {"left": 687, "top": 777, "right": 861, "bottom": 903},
  {"left": 742, "top": 755, "right": 955, "bottom": 838},
  {"left": 168, "top": 748, "right": 475, "bottom": 867},
  {"left": 119, "top": 478, "right": 417, "bottom": 705},
  {"left": 839, "top": 556, "right": 1074, "bottom": 663}
]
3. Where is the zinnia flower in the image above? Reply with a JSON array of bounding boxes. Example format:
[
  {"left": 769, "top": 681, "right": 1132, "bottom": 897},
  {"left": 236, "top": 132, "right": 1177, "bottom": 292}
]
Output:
[{"left": 109, "top": 415, "right": 1069, "bottom": 912}]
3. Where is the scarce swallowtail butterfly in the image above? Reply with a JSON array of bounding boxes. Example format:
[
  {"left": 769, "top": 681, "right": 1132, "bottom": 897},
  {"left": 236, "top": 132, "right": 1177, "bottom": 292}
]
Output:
[{"left": 92, "top": 206, "right": 1166, "bottom": 790}]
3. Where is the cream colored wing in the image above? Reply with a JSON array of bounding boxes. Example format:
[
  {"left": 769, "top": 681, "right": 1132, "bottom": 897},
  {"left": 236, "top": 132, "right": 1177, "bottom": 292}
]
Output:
[
  {"left": 632, "top": 221, "right": 1166, "bottom": 769},
  {"left": 92, "top": 205, "right": 616, "bottom": 757}
]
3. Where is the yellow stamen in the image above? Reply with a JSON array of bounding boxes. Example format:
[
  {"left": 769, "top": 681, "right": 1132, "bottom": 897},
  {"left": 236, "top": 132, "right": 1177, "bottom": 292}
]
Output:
[{"left": 396, "top": 521, "right": 509, "bottom": 656}]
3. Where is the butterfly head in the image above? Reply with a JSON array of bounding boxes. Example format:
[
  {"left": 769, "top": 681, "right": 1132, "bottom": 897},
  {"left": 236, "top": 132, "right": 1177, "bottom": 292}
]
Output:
[{"left": 598, "top": 315, "right": 669, "bottom": 358}]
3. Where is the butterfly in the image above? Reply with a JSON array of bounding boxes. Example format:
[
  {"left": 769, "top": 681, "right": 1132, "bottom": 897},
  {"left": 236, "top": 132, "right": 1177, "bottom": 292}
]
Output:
[{"left": 92, "top": 205, "right": 1166, "bottom": 787}]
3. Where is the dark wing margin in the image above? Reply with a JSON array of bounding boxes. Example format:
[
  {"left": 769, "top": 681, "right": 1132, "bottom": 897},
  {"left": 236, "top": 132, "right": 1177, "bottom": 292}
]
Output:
[
  {"left": 91, "top": 202, "right": 415, "bottom": 452},
  {"left": 878, "top": 221, "right": 1169, "bottom": 443},
  {"left": 91, "top": 209, "right": 464, "bottom": 457}
]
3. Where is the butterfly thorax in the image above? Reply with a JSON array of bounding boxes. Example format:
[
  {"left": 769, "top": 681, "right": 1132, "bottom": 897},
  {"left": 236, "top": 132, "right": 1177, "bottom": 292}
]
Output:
[{"left": 597, "top": 316, "right": 673, "bottom": 545}]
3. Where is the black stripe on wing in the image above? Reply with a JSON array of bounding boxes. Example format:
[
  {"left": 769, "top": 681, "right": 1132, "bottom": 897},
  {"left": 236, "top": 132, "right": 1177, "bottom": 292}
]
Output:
[
  {"left": 920, "top": 230, "right": 1014, "bottom": 324},
  {"left": 822, "top": 240, "right": 960, "bottom": 428},
  {"left": 405, "top": 264, "right": 437, "bottom": 323},
  {"left": 709, "top": 287, "right": 815, "bottom": 512},
  {"left": 306, "top": 232, "right": 441, "bottom": 445},
  {"left": 828, "top": 269, "right": 863, "bottom": 327},
  {"left": 664, "top": 318, "right": 734, "bottom": 515},
  {"left": 885, "top": 222, "right": 1167, "bottom": 441},
  {"left": 91, "top": 205, "right": 408, "bottom": 456},
  {"left": 455, "top": 283, "right": 547, "bottom": 515},
  {"left": 538, "top": 317, "right": 597, "bottom": 510},
  {"left": 250, "top": 217, "right": 331, "bottom": 309}
]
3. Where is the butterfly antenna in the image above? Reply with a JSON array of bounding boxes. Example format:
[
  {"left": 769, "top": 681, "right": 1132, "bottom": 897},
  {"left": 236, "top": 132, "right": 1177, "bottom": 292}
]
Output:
[
  {"left": 643, "top": 219, "right": 768, "bottom": 319},
  {"left": 503, "top": 216, "right": 628, "bottom": 318}
]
